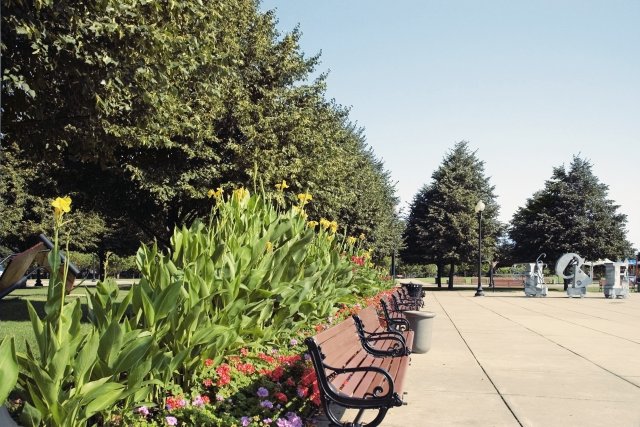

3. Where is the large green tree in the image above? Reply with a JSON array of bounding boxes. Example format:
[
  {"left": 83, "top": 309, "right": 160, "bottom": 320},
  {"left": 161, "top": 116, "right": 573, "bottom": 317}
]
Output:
[
  {"left": 401, "top": 141, "right": 502, "bottom": 288},
  {"left": 509, "top": 156, "right": 633, "bottom": 264},
  {"left": 1, "top": 0, "right": 401, "bottom": 262}
]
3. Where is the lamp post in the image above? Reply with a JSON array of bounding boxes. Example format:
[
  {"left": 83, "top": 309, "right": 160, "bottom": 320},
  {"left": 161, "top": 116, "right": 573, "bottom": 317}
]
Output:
[{"left": 474, "top": 200, "right": 486, "bottom": 297}]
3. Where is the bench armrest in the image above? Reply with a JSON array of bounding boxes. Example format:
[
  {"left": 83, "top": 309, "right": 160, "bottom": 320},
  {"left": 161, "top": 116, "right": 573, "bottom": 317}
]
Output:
[{"left": 353, "top": 315, "right": 410, "bottom": 357}]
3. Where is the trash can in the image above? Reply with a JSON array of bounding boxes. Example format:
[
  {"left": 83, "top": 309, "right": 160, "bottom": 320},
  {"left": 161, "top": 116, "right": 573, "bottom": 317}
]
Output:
[
  {"left": 406, "top": 282, "right": 423, "bottom": 298},
  {"left": 404, "top": 310, "right": 436, "bottom": 354}
]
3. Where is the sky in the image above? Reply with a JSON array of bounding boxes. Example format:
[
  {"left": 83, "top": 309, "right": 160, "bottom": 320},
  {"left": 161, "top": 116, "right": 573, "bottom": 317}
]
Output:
[{"left": 260, "top": 0, "right": 640, "bottom": 250}]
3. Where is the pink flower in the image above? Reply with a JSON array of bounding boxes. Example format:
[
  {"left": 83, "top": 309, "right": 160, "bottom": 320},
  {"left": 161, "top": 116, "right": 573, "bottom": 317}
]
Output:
[
  {"left": 166, "top": 416, "right": 178, "bottom": 426},
  {"left": 137, "top": 406, "right": 149, "bottom": 417},
  {"left": 192, "top": 395, "right": 205, "bottom": 407}
]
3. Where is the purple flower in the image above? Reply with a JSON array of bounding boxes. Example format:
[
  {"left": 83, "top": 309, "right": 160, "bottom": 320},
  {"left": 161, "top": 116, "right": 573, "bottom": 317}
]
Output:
[
  {"left": 216, "top": 394, "right": 225, "bottom": 401},
  {"left": 257, "top": 387, "right": 269, "bottom": 398},
  {"left": 137, "top": 406, "right": 149, "bottom": 417},
  {"left": 286, "top": 412, "right": 303, "bottom": 427},
  {"left": 241, "top": 416, "right": 251, "bottom": 427},
  {"left": 289, "top": 338, "right": 298, "bottom": 346},
  {"left": 166, "top": 416, "right": 178, "bottom": 426},
  {"left": 276, "top": 412, "right": 303, "bottom": 427},
  {"left": 263, "top": 419, "right": 272, "bottom": 425},
  {"left": 304, "top": 353, "right": 311, "bottom": 361},
  {"left": 192, "top": 395, "right": 205, "bottom": 407},
  {"left": 260, "top": 400, "right": 274, "bottom": 409}
]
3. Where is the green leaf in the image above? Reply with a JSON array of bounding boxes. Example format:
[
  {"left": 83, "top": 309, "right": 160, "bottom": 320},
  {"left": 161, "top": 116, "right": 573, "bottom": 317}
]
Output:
[
  {"left": 81, "top": 381, "right": 125, "bottom": 416},
  {"left": 0, "top": 337, "right": 18, "bottom": 403},
  {"left": 19, "top": 401, "right": 42, "bottom": 427}
]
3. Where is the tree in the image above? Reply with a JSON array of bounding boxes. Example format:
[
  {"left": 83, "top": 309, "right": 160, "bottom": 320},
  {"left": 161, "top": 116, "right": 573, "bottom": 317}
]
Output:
[
  {"left": 1, "top": 0, "right": 401, "bottom": 261},
  {"left": 401, "top": 141, "right": 501, "bottom": 288},
  {"left": 509, "top": 156, "right": 633, "bottom": 265}
]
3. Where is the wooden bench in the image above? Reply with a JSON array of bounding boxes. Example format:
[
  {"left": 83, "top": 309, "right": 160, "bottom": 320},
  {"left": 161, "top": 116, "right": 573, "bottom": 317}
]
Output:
[
  {"left": 491, "top": 277, "right": 524, "bottom": 288},
  {"left": 305, "top": 307, "right": 412, "bottom": 427},
  {"left": 379, "top": 298, "right": 410, "bottom": 332},
  {"left": 353, "top": 306, "right": 413, "bottom": 357}
]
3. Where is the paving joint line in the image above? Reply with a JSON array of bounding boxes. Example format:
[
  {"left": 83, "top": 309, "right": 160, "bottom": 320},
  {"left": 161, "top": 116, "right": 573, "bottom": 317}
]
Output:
[
  {"left": 433, "top": 292, "right": 524, "bottom": 427},
  {"left": 468, "top": 296, "right": 640, "bottom": 390},
  {"left": 492, "top": 297, "right": 640, "bottom": 346}
]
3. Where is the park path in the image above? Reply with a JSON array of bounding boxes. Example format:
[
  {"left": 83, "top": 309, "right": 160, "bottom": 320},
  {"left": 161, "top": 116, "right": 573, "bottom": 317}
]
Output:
[{"left": 379, "top": 289, "right": 640, "bottom": 426}]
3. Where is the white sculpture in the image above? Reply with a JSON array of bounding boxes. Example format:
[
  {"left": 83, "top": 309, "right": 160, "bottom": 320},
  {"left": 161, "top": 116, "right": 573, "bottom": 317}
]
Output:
[
  {"left": 555, "top": 253, "right": 592, "bottom": 298},
  {"left": 524, "top": 253, "right": 548, "bottom": 297},
  {"left": 603, "top": 260, "right": 629, "bottom": 298}
]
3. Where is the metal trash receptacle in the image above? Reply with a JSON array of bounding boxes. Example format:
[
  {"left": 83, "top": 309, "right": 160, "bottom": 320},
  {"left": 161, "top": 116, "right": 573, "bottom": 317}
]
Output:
[{"left": 404, "top": 310, "right": 436, "bottom": 354}]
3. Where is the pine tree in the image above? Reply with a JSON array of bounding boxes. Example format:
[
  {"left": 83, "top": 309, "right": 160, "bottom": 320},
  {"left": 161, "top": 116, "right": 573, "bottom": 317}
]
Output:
[
  {"left": 401, "top": 142, "right": 501, "bottom": 288},
  {"left": 509, "top": 156, "right": 633, "bottom": 264}
]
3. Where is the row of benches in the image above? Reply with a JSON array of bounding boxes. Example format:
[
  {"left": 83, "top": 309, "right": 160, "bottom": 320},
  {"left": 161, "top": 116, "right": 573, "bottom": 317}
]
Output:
[{"left": 305, "top": 288, "right": 424, "bottom": 427}]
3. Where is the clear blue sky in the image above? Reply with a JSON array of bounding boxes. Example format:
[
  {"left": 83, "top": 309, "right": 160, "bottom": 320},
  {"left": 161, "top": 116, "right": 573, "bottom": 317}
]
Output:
[{"left": 260, "top": 0, "right": 640, "bottom": 251}]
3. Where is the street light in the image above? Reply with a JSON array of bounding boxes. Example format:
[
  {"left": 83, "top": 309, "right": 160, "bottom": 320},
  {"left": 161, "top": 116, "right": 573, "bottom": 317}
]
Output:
[{"left": 474, "top": 200, "right": 486, "bottom": 297}]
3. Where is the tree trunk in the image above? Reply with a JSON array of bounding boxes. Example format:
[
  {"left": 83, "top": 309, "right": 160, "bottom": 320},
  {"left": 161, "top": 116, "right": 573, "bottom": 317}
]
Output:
[
  {"left": 448, "top": 261, "right": 455, "bottom": 290},
  {"left": 98, "top": 247, "right": 106, "bottom": 281},
  {"left": 436, "top": 261, "right": 444, "bottom": 288}
]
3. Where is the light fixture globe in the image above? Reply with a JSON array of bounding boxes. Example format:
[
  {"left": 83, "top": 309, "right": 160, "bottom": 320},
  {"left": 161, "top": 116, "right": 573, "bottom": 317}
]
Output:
[{"left": 475, "top": 200, "right": 486, "bottom": 213}]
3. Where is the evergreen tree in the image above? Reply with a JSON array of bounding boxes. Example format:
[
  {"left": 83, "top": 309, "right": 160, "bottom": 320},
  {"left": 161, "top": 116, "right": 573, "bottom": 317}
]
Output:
[
  {"left": 509, "top": 156, "right": 633, "bottom": 264},
  {"left": 401, "top": 142, "right": 501, "bottom": 288}
]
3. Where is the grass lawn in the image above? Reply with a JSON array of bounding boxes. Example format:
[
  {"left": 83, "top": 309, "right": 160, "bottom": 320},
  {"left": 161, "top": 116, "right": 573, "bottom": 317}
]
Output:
[{"left": 0, "top": 284, "right": 130, "bottom": 356}]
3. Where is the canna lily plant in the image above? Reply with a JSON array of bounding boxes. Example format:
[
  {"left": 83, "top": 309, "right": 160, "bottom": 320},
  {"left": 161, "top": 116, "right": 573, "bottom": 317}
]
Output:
[{"left": 14, "top": 197, "right": 152, "bottom": 427}]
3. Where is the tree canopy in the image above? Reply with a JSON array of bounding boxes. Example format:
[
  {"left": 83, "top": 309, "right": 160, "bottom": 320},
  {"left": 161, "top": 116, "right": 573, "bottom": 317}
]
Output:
[
  {"left": 1, "top": 0, "right": 400, "bottom": 262},
  {"left": 401, "top": 141, "right": 501, "bottom": 287},
  {"left": 509, "top": 156, "right": 633, "bottom": 264}
]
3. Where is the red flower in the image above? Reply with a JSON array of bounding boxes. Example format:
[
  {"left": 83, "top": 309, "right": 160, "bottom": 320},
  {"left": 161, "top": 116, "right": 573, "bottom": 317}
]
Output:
[
  {"left": 278, "top": 354, "right": 302, "bottom": 366},
  {"left": 203, "top": 378, "right": 213, "bottom": 387},
  {"left": 237, "top": 362, "right": 256, "bottom": 375},
  {"left": 166, "top": 395, "right": 187, "bottom": 411},
  {"left": 267, "top": 366, "right": 285, "bottom": 382},
  {"left": 274, "top": 392, "right": 288, "bottom": 403},
  {"left": 350, "top": 255, "right": 365, "bottom": 266},
  {"left": 216, "top": 363, "right": 232, "bottom": 387},
  {"left": 300, "top": 368, "right": 316, "bottom": 386},
  {"left": 240, "top": 348, "right": 249, "bottom": 356},
  {"left": 204, "top": 358, "right": 214, "bottom": 367},
  {"left": 258, "top": 352, "right": 276, "bottom": 364},
  {"left": 201, "top": 395, "right": 211, "bottom": 405}
]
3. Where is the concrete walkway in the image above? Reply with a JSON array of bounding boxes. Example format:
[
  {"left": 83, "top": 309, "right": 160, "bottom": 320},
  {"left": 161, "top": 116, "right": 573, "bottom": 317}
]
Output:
[
  {"left": 381, "top": 289, "right": 640, "bottom": 427},
  {"left": 318, "top": 288, "right": 640, "bottom": 426}
]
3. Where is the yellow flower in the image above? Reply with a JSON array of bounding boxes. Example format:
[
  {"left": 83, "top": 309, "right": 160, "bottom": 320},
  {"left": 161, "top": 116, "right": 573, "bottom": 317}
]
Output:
[
  {"left": 233, "top": 187, "right": 250, "bottom": 201},
  {"left": 275, "top": 180, "right": 289, "bottom": 191},
  {"left": 329, "top": 221, "right": 338, "bottom": 234},
  {"left": 265, "top": 241, "right": 273, "bottom": 252},
  {"left": 51, "top": 196, "right": 72, "bottom": 222},
  {"left": 359, "top": 233, "right": 366, "bottom": 240},
  {"left": 208, "top": 187, "right": 224, "bottom": 199},
  {"left": 307, "top": 220, "right": 319, "bottom": 229},
  {"left": 319, "top": 218, "right": 331, "bottom": 230},
  {"left": 297, "top": 193, "right": 312, "bottom": 206},
  {"left": 347, "top": 236, "right": 357, "bottom": 245}
]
